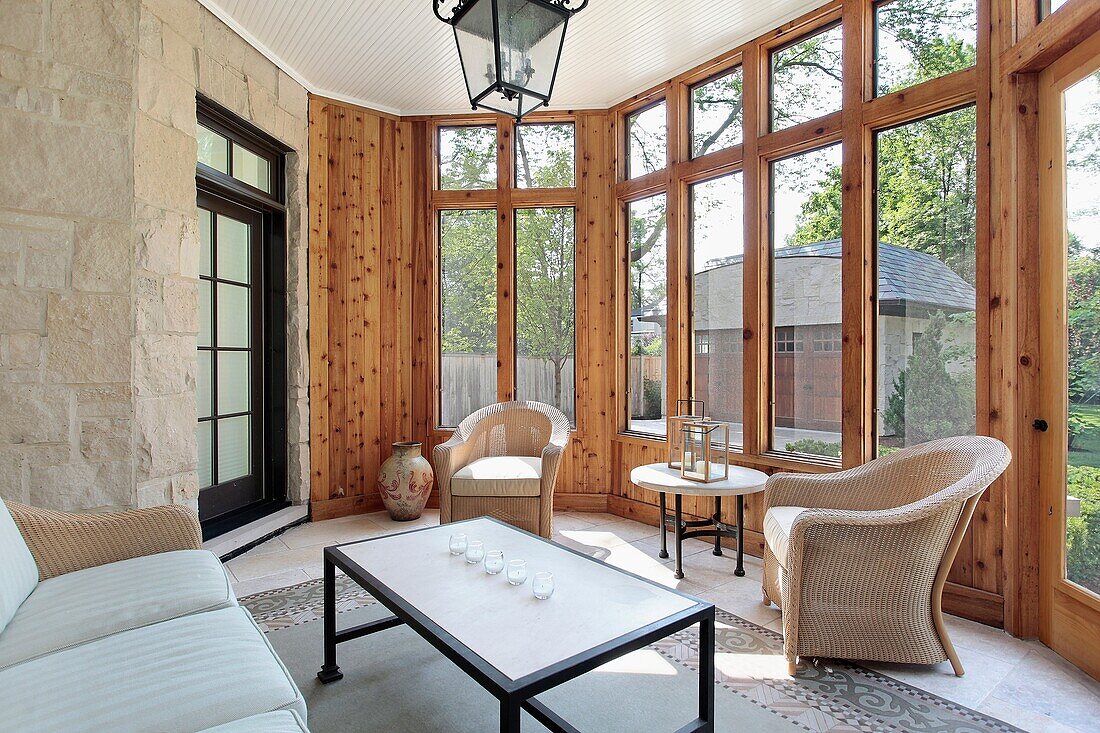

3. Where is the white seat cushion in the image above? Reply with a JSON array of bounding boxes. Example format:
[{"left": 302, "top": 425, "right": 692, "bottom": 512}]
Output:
[
  {"left": 763, "top": 506, "right": 806, "bottom": 569},
  {"left": 0, "top": 497, "right": 38, "bottom": 634},
  {"left": 197, "top": 710, "right": 309, "bottom": 733},
  {"left": 451, "top": 456, "right": 543, "bottom": 497},
  {"left": 0, "top": 606, "right": 305, "bottom": 733},
  {"left": 0, "top": 549, "right": 235, "bottom": 669}
]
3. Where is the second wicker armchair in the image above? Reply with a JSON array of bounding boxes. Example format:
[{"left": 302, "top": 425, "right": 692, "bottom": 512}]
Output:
[
  {"left": 432, "top": 401, "right": 570, "bottom": 539},
  {"left": 762, "top": 436, "right": 1011, "bottom": 677}
]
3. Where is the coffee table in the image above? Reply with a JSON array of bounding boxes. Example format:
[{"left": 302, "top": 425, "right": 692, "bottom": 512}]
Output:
[
  {"left": 317, "top": 517, "right": 715, "bottom": 732},
  {"left": 630, "top": 463, "right": 768, "bottom": 580}
]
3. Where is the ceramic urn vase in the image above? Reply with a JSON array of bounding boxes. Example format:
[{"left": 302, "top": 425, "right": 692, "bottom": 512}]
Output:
[{"left": 377, "top": 441, "right": 434, "bottom": 521}]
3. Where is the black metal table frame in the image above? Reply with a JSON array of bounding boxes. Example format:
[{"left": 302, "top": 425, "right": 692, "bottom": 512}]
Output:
[
  {"left": 317, "top": 517, "right": 716, "bottom": 733},
  {"left": 658, "top": 492, "right": 747, "bottom": 580}
]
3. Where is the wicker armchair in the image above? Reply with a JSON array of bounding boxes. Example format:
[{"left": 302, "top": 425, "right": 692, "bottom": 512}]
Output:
[
  {"left": 4, "top": 501, "right": 201, "bottom": 579},
  {"left": 761, "top": 436, "right": 1011, "bottom": 677},
  {"left": 433, "top": 401, "right": 570, "bottom": 538}
]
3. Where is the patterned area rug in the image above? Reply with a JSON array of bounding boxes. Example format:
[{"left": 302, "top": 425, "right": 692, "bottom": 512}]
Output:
[{"left": 242, "top": 577, "right": 1021, "bottom": 733}]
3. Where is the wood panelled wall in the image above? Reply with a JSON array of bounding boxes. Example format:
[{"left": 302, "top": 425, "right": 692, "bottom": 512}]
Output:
[
  {"left": 308, "top": 99, "right": 617, "bottom": 519},
  {"left": 308, "top": 98, "right": 431, "bottom": 520}
]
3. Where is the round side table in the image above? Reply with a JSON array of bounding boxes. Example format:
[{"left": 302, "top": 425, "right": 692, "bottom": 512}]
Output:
[{"left": 630, "top": 462, "right": 767, "bottom": 580}]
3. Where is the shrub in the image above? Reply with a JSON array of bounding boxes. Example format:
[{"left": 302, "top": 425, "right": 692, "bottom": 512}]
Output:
[
  {"left": 642, "top": 378, "right": 663, "bottom": 420},
  {"left": 1067, "top": 466, "right": 1100, "bottom": 593},
  {"left": 883, "top": 312, "right": 975, "bottom": 442},
  {"left": 784, "top": 439, "right": 840, "bottom": 458}
]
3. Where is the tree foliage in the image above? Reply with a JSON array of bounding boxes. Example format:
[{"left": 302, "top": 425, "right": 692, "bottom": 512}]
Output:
[{"left": 883, "top": 312, "right": 976, "bottom": 442}]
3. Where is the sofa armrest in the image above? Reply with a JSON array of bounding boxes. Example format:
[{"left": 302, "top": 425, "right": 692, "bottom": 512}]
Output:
[{"left": 6, "top": 502, "right": 202, "bottom": 580}]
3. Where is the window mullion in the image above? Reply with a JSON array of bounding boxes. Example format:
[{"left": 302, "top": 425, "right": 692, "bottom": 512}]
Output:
[{"left": 497, "top": 117, "right": 516, "bottom": 403}]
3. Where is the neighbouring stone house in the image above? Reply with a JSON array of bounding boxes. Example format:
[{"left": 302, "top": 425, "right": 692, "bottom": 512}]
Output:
[{"left": 632, "top": 240, "right": 976, "bottom": 435}]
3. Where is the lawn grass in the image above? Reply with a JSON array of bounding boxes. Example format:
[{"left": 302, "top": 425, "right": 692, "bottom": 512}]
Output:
[{"left": 1070, "top": 403, "right": 1100, "bottom": 467}]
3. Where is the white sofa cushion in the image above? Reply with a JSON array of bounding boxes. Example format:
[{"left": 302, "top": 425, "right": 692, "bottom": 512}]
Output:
[
  {"left": 0, "top": 549, "right": 235, "bottom": 670},
  {"left": 0, "top": 606, "right": 306, "bottom": 732},
  {"left": 0, "top": 496, "right": 37, "bottom": 634},
  {"left": 763, "top": 506, "right": 806, "bottom": 570},
  {"left": 197, "top": 710, "right": 309, "bottom": 733},
  {"left": 451, "top": 456, "right": 542, "bottom": 497}
]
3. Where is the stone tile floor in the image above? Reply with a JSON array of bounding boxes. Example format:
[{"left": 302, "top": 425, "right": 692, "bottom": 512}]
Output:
[{"left": 226, "top": 509, "right": 1100, "bottom": 733}]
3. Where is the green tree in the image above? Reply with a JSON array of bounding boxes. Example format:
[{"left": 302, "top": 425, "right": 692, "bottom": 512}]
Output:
[{"left": 883, "top": 312, "right": 975, "bottom": 442}]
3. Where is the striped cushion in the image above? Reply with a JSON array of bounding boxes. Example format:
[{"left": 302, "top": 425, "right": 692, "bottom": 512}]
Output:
[
  {"left": 0, "top": 549, "right": 235, "bottom": 669},
  {"left": 0, "top": 496, "right": 38, "bottom": 634},
  {"left": 197, "top": 710, "right": 310, "bottom": 733},
  {"left": 0, "top": 607, "right": 306, "bottom": 732}
]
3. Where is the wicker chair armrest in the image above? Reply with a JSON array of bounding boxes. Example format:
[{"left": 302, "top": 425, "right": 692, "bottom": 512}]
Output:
[
  {"left": 7, "top": 502, "right": 202, "bottom": 580},
  {"left": 432, "top": 434, "right": 478, "bottom": 495},
  {"left": 540, "top": 440, "right": 567, "bottom": 499}
]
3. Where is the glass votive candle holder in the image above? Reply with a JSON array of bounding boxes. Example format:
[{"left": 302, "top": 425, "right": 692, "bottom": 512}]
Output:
[
  {"left": 465, "top": 540, "right": 485, "bottom": 565},
  {"left": 506, "top": 559, "right": 527, "bottom": 585},
  {"left": 448, "top": 533, "right": 468, "bottom": 556},
  {"left": 532, "top": 571, "right": 554, "bottom": 600},
  {"left": 484, "top": 550, "right": 505, "bottom": 575}
]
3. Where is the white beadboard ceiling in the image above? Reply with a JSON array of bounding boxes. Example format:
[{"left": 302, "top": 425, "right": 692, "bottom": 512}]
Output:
[{"left": 200, "top": 0, "right": 825, "bottom": 116}]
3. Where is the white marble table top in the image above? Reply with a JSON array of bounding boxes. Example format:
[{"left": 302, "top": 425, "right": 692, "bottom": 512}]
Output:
[
  {"left": 630, "top": 462, "right": 768, "bottom": 497},
  {"left": 335, "top": 517, "right": 704, "bottom": 681}
]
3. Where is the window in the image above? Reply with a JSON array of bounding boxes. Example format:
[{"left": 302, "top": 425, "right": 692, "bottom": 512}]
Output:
[
  {"left": 195, "top": 100, "right": 287, "bottom": 534},
  {"left": 626, "top": 102, "right": 667, "bottom": 178},
  {"left": 515, "top": 123, "right": 575, "bottom": 188},
  {"left": 197, "top": 122, "right": 275, "bottom": 194},
  {"left": 439, "top": 126, "right": 496, "bottom": 189},
  {"left": 770, "top": 24, "right": 844, "bottom": 131},
  {"left": 515, "top": 207, "right": 576, "bottom": 423},
  {"left": 439, "top": 209, "right": 498, "bottom": 427},
  {"left": 628, "top": 193, "right": 668, "bottom": 434},
  {"left": 875, "top": 106, "right": 977, "bottom": 453},
  {"left": 874, "top": 0, "right": 977, "bottom": 97},
  {"left": 771, "top": 143, "right": 843, "bottom": 454},
  {"left": 775, "top": 327, "right": 801, "bottom": 353},
  {"left": 813, "top": 325, "right": 842, "bottom": 352},
  {"left": 691, "top": 172, "right": 744, "bottom": 445},
  {"left": 691, "top": 67, "right": 744, "bottom": 157}
]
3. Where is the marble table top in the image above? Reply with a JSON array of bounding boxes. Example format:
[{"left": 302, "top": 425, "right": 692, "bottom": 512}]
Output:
[
  {"left": 630, "top": 462, "right": 768, "bottom": 496},
  {"left": 335, "top": 517, "right": 706, "bottom": 681}
]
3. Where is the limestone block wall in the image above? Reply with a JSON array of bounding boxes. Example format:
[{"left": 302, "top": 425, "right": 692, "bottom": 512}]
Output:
[{"left": 0, "top": 0, "right": 309, "bottom": 512}]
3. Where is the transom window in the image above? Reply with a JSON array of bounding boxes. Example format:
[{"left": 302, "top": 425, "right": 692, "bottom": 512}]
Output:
[
  {"left": 515, "top": 123, "right": 575, "bottom": 188},
  {"left": 690, "top": 67, "right": 744, "bottom": 157},
  {"left": 197, "top": 122, "right": 275, "bottom": 194},
  {"left": 770, "top": 24, "right": 844, "bottom": 131},
  {"left": 626, "top": 102, "right": 667, "bottom": 178},
  {"left": 874, "top": 0, "right": 977, "bottom": 97}
]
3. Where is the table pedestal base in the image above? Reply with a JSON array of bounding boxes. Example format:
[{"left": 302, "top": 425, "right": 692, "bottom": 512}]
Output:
[{"left": 659, "top": 493, "right": 746, "bottom": 580}]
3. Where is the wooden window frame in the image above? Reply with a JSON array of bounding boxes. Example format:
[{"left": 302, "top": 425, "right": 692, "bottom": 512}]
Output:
[
  {"left": 609, "top": 0, "right": 986, "bottom": 474},
  {"left": 429, "top": 114, "right": 581, "bottom": 431}
]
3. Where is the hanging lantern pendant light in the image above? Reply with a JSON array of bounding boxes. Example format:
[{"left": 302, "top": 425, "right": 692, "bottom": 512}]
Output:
[{"left": 434, "top": 0, "right": 589, "bottom": 120}]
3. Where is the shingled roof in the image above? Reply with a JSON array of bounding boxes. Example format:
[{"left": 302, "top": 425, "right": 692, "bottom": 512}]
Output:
[{"left": 705, "top": 239, "right": 976, "bottom": 312}]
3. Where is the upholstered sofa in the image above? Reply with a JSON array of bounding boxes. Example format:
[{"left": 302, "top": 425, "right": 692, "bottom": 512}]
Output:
[{"left": 0, "top": 497, "right": 308, "bottom": 732}]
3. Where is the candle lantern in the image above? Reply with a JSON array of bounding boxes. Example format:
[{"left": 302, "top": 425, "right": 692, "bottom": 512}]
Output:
[
  {"left": 680, "top": 420, "right": 730, "bottom": 483},
  {"left": 666, "top": 399, "right": 706, "bottom": 468}
]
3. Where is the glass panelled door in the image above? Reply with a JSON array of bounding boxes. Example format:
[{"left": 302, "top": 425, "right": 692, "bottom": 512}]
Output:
[
  {"left": 1038, "top": 34, "right": 1100, "bottom": 681},
  {"left": 197, "top": 193, "right": 265, "bottom": 523}
]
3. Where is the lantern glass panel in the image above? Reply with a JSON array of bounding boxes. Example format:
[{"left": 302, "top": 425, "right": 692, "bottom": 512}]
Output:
[
  {"left": 667, "top": 399, "right": 706, "bottom": 467},
  {"left": 496, "top": 0, "right": 567, "bottom": 100},
  {"left": 454, "top": 0, "right": 497, "bottom": 101}
]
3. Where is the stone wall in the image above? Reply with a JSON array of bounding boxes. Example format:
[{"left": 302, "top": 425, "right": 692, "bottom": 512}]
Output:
[{"left": 0, "top": 0, "right": 309, "bottom": 512}]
